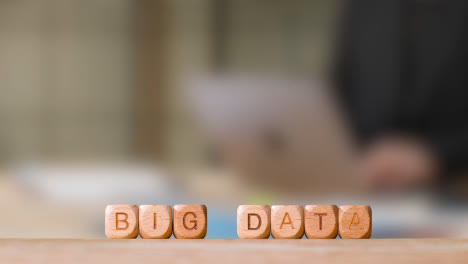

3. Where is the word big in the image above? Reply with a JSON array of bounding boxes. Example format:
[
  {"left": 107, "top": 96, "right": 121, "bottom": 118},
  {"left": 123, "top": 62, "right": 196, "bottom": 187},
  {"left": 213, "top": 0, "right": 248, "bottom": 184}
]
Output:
[{"left": 105, "top": 204, "right": 207, "bottom": 239}]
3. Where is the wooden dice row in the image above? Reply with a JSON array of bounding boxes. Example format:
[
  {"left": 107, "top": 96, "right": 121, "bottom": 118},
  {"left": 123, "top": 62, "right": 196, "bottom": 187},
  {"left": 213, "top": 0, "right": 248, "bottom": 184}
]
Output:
[
  {"left": 238, "top": 205, "right": 372, "bottom": 239},
  {"left": 105, "top": 204, "right": 371, "bottom": 239},
  {"left": 105, "top": 204, "right": 207, "bottom": 239}
]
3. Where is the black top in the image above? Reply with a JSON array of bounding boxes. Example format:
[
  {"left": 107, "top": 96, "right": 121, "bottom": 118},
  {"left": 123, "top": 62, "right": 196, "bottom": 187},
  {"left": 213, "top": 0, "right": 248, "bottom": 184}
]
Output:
[{"left": 334, "top": 0, "right": 468, "bottom": 175}]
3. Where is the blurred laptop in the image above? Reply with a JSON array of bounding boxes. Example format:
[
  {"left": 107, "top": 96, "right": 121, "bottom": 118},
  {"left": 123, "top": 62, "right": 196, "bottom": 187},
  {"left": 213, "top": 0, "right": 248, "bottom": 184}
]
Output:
[{"left": 186, "top": 75, "right": 363, "bottom": 195}]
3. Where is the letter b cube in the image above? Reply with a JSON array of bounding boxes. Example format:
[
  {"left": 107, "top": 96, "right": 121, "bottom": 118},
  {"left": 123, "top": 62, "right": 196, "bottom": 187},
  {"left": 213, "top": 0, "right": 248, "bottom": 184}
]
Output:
[{"left": 105, "top": 205, "right": 139, "bottom": 239}]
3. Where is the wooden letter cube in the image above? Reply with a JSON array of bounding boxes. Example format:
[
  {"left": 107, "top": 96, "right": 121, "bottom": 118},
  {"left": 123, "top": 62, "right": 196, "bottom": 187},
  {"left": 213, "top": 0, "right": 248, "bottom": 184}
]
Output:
[
  {"left": 173, "top": 204, "right": 207, "bottom": 239},
  {"left": 271, "top": 205, "right": 304, "bottom": 239},
  {"left": 304, "top": 205, "right": 338, "bottom": 239},
  {"left": 139, "top": 205, "right": 172, "bottom": 239},
  {"left": 105, "top": 204, "right": 139, "bottom": 239},
  {"left": 339, "top": 205, "right": 372, "bottom": 239},
  {"left": 237, "top": 205, "right": 271, "bottom": 239}
]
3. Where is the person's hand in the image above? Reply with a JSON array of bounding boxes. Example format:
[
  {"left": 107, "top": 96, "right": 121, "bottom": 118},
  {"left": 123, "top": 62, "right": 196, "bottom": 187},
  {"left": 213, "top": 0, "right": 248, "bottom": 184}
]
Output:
[{"left": 359, "top": 136, "right": 440, "bottom": 191}]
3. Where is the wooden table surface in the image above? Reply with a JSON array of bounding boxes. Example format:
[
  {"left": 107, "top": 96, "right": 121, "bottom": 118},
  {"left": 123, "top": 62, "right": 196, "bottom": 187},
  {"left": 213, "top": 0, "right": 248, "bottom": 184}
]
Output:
[{"left": 1, "top": 239, "right": 467, "bottom": 264}]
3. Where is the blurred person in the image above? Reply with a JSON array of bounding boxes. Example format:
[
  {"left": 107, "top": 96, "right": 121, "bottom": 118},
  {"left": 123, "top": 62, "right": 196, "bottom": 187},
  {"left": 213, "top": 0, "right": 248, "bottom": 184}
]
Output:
[{"left": 334, "top": 0, "right": 468, "bottom": 191}]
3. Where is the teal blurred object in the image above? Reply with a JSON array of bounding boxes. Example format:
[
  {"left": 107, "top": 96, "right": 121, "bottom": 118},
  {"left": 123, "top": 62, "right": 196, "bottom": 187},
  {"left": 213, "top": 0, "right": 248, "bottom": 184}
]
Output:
[{"left": 205, "top": 207, "right": 237, "bottom": 239}]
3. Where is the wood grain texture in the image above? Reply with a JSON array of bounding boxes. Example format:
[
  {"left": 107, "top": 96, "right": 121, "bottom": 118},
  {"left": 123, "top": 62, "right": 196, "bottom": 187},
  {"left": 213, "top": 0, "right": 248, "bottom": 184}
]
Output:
[
  {"left": 237, "top": 205, "right": 271, "bottom": 239},
  {"left": 173, "top": 204, "right": 207, "bottom": 239},
  {"left": 1, "top": 239, "right": 468, "bottom": 264},
  {"left": 304, "top": 205, "right": 338, "bottom": 239},
  {"left": 139, "top": 205, "right": 172, "bottom": 239},
  {"left": 271, "top": 205, "right": 304, "bottom": 239},
  {"left": 105, "top": 205, "right": 139, "bottom": 239},
  {"left": 339, "top": 205, "right": 372, "bottom": 239}
]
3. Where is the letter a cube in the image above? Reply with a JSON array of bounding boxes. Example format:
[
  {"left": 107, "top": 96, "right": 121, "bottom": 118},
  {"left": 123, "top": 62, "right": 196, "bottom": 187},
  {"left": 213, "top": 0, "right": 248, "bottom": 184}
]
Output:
[
  {"left": 271, "top": 205, "right": 304, "bottom": 239},
  {"left": 338, "top": 205, "right": 372, "bottom": 239},
  {"left": 237, "top": 205, "right": 271, "bottom": 239}
]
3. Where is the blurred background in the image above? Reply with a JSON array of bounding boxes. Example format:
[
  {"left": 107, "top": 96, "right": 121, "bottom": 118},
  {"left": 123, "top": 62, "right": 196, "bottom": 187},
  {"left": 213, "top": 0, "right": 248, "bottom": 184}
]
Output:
[{"left": 1, "top": 0, "right": 468, "bottom": 238}]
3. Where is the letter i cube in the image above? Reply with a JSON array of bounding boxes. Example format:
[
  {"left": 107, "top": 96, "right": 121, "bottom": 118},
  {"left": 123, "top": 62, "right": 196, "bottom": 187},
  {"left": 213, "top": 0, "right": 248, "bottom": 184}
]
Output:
[{"left": 139, "top": 205, "right": 172, "bottom": 239}]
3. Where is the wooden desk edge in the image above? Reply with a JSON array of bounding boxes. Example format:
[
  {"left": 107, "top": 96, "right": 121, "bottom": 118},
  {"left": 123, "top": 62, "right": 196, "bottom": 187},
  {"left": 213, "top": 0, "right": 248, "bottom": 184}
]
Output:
[{"left": 1, "top": 239, "right": 467, "bottom": 264}]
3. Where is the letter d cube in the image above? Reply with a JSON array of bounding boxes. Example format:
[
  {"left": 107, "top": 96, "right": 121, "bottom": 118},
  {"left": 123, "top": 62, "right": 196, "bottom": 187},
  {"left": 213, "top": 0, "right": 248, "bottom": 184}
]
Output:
[
  {"left": 105, "top": 205, "right": 139, "bottom": 239},
  {"left": 237, "top": 205, "right": 271, "bottom": 239}
]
